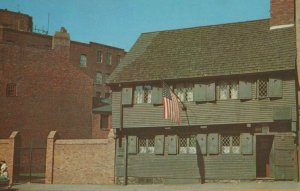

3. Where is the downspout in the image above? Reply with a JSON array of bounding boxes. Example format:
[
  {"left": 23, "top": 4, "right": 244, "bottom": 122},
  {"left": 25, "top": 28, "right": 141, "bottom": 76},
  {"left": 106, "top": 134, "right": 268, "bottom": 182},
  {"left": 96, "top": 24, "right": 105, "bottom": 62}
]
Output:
[{"left": 120, "top": 85, "right": 128, "bottom": 185}]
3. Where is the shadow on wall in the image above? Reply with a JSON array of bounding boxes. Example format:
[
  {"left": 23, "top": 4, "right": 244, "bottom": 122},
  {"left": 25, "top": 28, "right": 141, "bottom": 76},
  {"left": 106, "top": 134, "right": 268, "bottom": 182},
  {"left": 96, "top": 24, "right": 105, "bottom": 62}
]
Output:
[{"left": 196, "top": 140, "right": 205, "bottom": 184}]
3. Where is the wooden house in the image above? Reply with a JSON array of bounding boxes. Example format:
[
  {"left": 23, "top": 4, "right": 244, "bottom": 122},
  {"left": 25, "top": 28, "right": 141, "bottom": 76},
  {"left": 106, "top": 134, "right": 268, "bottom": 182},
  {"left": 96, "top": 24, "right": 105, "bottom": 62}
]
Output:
[{"left": 107, "top": 18, "right": 298, "bottom": 184}]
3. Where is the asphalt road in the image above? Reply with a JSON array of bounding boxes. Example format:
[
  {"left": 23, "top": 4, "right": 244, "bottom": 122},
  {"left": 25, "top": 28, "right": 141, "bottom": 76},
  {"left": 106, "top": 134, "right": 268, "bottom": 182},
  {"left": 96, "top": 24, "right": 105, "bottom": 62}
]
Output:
[{"left": 7, "top": 181, "right": 300, "bottom": 191}]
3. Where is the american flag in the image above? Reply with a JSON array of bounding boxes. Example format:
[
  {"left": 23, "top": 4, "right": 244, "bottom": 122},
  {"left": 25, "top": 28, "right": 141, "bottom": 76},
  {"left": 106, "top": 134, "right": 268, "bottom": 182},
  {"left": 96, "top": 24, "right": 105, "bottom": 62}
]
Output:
[{"left": 162, "top": 81, "right": 181, "bottom": 125}]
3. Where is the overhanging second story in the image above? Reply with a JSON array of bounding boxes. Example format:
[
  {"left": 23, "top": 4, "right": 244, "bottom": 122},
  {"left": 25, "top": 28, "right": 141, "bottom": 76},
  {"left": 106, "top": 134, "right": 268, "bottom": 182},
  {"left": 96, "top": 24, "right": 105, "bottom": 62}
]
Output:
[{"left": 107, "top": 19, "right": 297, "bottom": 129}]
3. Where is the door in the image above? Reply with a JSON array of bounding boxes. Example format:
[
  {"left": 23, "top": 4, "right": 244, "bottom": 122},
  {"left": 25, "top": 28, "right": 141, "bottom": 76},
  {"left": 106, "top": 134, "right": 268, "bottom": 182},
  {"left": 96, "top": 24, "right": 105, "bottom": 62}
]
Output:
[{"left": 256, "top": 135, "right": 274, "bottom": 178}]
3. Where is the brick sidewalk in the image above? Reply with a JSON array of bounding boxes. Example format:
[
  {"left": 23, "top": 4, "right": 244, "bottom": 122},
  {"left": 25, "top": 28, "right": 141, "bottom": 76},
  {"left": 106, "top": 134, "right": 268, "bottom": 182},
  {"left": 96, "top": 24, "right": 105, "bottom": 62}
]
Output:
[{"left": 11, "top": 181, "right": 300, "bottom": 191}]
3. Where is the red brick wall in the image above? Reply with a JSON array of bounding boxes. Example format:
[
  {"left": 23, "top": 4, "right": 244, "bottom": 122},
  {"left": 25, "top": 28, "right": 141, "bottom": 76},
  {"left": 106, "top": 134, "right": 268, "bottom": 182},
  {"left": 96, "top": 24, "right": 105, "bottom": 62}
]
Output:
[
  {"left": 270, "top": 0, "right": 295, "bottom": 26},
  {"left": 0, "top": 43, "right": 93, "bottom": 147},
  {"left": 0, "top": 131, "right": 19, "bottom": 186},
  {"left": 0, "top": 9, "right": 32, "bottom": 32},
  {"left": 70, "top": 42, "right": 125, "bottom": 98},
  {"left": 50, "top": 136, "right": 115, "bottom": 184}
]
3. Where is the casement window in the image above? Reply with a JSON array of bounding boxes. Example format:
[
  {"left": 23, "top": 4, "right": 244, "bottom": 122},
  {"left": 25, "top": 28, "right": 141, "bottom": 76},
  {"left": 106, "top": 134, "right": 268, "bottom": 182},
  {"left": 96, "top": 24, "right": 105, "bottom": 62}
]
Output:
[
  {"left": 97, "top": 50, "right": 102, "bottom": 63},
  {"left": 80, "top": 54, "right": 87, "bottom": 67},
  {"left": 6, "top": 83, "right": 17, "bottom": 97},
  {"left": 179, "top": 135, "right": 197, "bottom": 154},
  {"left": 106, "top": 52, "right": 112, "bottom": 65},
  {"left": 221, "top": 134, "right": 240, "bottom": 154},
  {"left": 134, "top": 85, "right": 152, "bottom": 104},
  {"left": 257, "top": 78, "right": 268, "bottom": 98},
  {"left": 139, "top": 136, "right": 155, "bottom": 154},
  {"left": 219, "top": 80, "right": 238, "bottom": 100},
  {"left": 175, "top": 83, "right": 193, "bottom": 102},
  {"left": 257, "top": 78, "right": 282, "bottom": 99},
  {"left": 95, "top": 72, "right": 103, "bottom": 84},
  {"left": 100, "top": 114, "right": 109, "bottom": 129}
]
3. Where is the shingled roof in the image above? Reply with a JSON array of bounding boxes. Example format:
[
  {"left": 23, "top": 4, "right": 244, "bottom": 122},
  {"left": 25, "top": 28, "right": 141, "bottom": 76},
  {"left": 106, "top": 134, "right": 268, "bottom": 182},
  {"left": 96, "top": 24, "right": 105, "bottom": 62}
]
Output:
[{"left": 108, "top": 19, "right": 296, "bottom": 84}]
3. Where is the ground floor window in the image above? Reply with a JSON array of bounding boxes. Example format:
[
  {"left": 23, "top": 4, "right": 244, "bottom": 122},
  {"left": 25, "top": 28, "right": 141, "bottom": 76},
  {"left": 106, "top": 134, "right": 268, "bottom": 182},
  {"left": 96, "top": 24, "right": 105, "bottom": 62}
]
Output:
[
  {"left": 139, "top": 136, "right": 155, "bottom": 154},
  {"left": 179, "top": 135, "right": 196, "bottom": 154},
  {"left": 221, "top": 134, "right": 240, "bottom": 154}
]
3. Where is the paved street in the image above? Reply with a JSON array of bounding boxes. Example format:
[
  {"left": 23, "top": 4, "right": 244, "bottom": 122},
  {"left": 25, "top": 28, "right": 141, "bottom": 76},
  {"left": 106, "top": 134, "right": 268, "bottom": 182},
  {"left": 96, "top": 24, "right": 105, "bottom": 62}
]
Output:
[{"left": 8, "top": 181, "right": 300, "bottom": 191}]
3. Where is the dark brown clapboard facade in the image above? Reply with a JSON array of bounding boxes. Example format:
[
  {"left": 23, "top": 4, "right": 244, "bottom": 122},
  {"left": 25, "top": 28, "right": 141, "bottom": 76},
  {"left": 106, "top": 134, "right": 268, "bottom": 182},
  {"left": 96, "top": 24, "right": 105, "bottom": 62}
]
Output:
[{"left": 107, "top": 18, "right": 298, "bottom": 184}]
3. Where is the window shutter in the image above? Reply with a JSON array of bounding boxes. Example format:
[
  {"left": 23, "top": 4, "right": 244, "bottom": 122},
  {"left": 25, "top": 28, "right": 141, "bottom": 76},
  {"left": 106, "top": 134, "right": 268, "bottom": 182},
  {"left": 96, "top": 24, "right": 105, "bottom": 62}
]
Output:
[
  {"left": 241, "top": 133, "right": 253, "bottom": 155},
  {"left": 207, "top": 133, "right": 219, "bottom": 154},
  {"left": 155, "top": 135, "right": 164, "bottom": 154},
  {"left": 196, "top": 134, "right": 207, "bottom": 154},
  {"left": 151, "top": 87, "right": 162, "bottom": 104},
  {"left": 239, "top": 80, "right": 252, "bottom": 100},
  {"left": 268, "top": 78, "right": 282, "bottom": 98},
  {"left": 193, "top": 84, "right": 207, "bottom": 102},
  {"left": 122, "top": 88, "right": 132, "bottom": 105},
  {"left": 168, "top": 135, "right": 177, "bottom": 155},
  {"left": 128, "top": 136, "right": 137, "bottom": 154},
  {"left": 206, "top": 82, "right": 215, "bottom": 101}
]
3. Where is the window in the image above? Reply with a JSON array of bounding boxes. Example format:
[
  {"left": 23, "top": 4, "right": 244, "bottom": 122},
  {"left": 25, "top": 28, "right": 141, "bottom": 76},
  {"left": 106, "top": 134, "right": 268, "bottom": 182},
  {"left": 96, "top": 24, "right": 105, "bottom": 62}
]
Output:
[
  {"left": 139, "top": 136, "right": 155, "bottom": 154},
  {"left": 105, "top": 92, "right": 111, "bottom": 98},
  {"left": 258, "top": 78, "right": 268, "bottom": 98},
  {"left": 175, "top": 83, "right": 193, "bottom": 102},
  {"left": 221, "top": 135, "right": 240, "bottom": 154},
  {"left": 80, "top": 54, "right": 87, "bottom": 67},
  {"left": 179, "top": 135, "right": 196, "bottom": 154},
  {"left": 116, "top": 55, "right": 121, "bottom": 65},
  {"left": 104, "top": 73, "right": 110, "bottom": 83},
  {"left": 97, "top": 50, "right": 102, "bottom": 63},
  {"left": 134, "top": 85, "right": 152, "bottom": 104},
  {"left": 219, "top": 80, "right": 238, "bottom": 100},
  {"left": 96, "top": 91, "right": 101, "bottom": 98},
  {"left": 95, "top": 72, "right": 103, "bottom": 84},
  {"left": 6, "top": 83, "right": 17, "bottom": 97},
  {"left": 106, "top": 52, "right": 112, "bottom": 65},
  {"left": 100, "top": 114, "right": 109, "bottom": 129}
]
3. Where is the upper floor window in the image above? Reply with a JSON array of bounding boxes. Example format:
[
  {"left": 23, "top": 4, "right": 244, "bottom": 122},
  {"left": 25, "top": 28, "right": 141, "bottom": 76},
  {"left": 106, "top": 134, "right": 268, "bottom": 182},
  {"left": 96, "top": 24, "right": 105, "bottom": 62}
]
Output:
[
  {"left": 139, "top": 136, "right": 155, "bottom": 154},
  {"left": 96, "top": 91, "right": 101, "bottom": 98},
  {"left": 221, "top": 134, "right": 240, "bottom": 154},
  {"left": 97, "top": 50, "right": 102, "bottom": 63},
  {"left": 257, "top": 78, "right": 268, "bottom": 98},
  {"left": 95, "top": 72, "right": 103, "bottom": 84},
  {"left": 106, "top": 52, "right": 112, "bottom": 65},
  {"left": 80, "top": 54, "right": 87, "bottom": 67},
  {"left": 134, "top": 85, "right": 152, "bottom": 104},
  {"left": 219, "top": 80, "right": 238, "bottom": 100},
  {"left": 6, "top": 83, "right": 17, "bottom": 97},
  {"left": 175, "top": 83, "right": 193, "bottom": 102},
  {"left": 179, "top": 135, "right": 196, "bottom": 154}
]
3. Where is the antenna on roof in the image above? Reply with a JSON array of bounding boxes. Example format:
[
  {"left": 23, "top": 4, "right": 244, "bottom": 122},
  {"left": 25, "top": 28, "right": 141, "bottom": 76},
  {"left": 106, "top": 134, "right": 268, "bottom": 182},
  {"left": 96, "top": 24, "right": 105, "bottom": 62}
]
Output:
[{"left": 47, "top": 13, "right": 50, "bottom": 35}]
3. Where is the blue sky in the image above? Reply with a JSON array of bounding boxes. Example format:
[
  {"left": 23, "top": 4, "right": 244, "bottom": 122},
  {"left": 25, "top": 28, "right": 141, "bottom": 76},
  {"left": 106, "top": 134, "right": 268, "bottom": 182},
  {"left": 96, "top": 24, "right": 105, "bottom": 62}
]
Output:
[{"left": 0, "top": 0, "right": 269, "bottom": 51}]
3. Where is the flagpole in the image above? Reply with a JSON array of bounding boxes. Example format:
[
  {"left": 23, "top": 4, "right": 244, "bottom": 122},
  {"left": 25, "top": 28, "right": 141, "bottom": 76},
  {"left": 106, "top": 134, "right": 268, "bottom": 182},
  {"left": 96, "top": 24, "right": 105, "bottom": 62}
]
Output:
[{"left": 161, "top": 79, "right": 190, "bottom": 126}]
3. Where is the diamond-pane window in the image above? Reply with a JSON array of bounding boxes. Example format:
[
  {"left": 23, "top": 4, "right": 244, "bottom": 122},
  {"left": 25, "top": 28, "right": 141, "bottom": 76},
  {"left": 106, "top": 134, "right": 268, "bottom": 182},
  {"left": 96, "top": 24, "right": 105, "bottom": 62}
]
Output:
[
  {"left": 221, "top": 135, "right": 240, "bottom": 154},
  {"left": 230, "top": 81, "right": 238, "bottom": 99},
  {"left": 147, "top": 138, "right": 155, "bottom": 153},
  {"left": 258, "top": 79, "right": 268, "bottom": 98},
  {"left": 179, "top": 135, "right": 196, "bottom": 154},
  {"left": 139, "top": 136, "right": 155, "bottom": 154},
  {"left": 219, "top": 80, "right": 239, "bottom": 100},
  {"left": 175, "top": 83, "right": 193, "bottom": 102},
  {"left": 134, "top": 85, "right": 152, "bottom": 104}
]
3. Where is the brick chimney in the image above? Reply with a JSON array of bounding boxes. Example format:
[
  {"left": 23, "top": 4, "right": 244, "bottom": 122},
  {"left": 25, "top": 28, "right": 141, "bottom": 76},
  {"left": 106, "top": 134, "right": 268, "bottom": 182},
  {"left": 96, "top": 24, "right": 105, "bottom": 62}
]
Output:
[
  {"left": 270, "top": 0, "right": 295, "bottom": 27},
  {"left": 52, "top": 27, "right": 70, "bottom": 49}
]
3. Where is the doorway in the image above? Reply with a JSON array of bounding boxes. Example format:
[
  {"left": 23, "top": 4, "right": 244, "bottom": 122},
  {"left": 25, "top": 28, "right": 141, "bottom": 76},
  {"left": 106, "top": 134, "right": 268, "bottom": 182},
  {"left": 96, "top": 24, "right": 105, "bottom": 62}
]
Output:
[{"left": 256, "top": 135, "right": 274, "bottom": 178}]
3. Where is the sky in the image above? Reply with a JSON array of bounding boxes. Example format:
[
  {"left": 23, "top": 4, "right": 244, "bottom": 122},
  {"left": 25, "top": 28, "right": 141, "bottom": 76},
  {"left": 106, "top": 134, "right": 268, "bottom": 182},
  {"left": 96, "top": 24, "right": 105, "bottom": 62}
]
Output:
[{"left": 0, "top": 0, "right": 270, "bottom": 51}]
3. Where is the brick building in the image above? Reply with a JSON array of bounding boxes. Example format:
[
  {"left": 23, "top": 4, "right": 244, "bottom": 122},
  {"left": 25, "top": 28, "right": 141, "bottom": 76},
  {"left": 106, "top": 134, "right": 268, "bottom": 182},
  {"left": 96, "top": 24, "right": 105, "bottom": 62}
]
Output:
[{"left": 0, "top": 9, "right": 125, "bottom": 179}]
